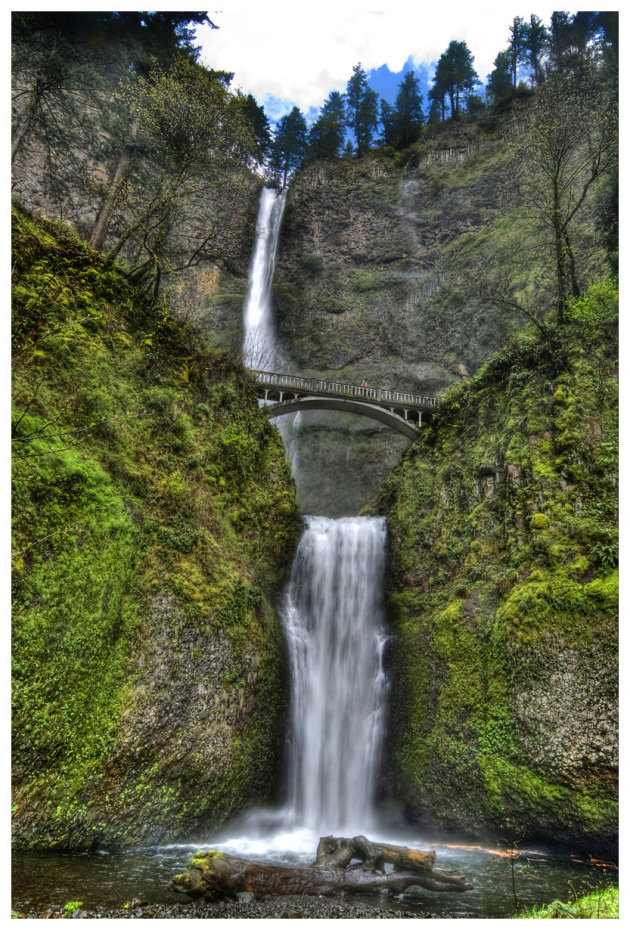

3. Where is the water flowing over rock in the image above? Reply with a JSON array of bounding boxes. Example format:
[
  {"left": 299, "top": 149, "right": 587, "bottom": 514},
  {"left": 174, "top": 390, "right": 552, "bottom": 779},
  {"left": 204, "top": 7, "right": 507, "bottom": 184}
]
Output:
[
  {"left": 236, "top": 189, "right": 391, "bottom": 846},
  {"left": 242, "top": 187, "right": 287, "bottom": 371},
  {"left": 280, "top": 516, "right": 389, "bottom": 835}
]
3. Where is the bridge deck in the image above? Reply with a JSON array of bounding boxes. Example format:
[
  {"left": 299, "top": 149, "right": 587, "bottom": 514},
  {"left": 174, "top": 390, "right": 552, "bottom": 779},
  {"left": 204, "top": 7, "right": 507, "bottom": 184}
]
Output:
[{"left": 251, "top": 370, "right": 437, "bottom": 410}]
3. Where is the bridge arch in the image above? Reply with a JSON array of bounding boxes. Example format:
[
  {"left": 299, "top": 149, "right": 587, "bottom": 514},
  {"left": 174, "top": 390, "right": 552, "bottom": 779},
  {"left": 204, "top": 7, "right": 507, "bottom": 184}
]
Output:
[{"left": 263, "top": 396, "right": 421, "bottom": 440}]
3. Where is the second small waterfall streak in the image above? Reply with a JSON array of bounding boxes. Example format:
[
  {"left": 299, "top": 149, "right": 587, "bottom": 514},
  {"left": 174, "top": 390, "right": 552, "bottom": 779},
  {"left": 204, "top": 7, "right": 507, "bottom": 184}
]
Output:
[{"left": 281, "top": 516, "right": 389, "bottom": 836}]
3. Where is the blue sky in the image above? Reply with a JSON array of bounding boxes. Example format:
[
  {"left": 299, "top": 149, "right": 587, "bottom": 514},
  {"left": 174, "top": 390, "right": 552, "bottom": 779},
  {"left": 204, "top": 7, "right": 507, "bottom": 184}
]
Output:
[{"left": 195, "top": 2, "right": 581, "bottom": 125}]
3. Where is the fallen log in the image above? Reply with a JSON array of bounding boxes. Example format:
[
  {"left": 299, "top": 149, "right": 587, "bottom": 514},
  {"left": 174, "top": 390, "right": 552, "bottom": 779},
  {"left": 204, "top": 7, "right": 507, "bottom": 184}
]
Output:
[
  {"left": 171, "top": 835, "right": 473, "bottom": 900},
  {"left": 312, "top": 834, "right": 437, "bottom": 873}
]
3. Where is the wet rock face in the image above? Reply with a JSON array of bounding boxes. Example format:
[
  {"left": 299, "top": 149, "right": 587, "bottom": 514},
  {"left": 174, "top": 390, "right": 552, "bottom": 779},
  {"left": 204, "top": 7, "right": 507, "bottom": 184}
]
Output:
[
  {"left": 77, "top": 596, "right": 288, "bottom": 849},
  {"left": 11, "top": 207, "right": 301, "bottom": 852},
  {"left": 379, "top": 292, "right": 619, "bottom": 855},
  {"left": 12, "top": 585, "right": 290, "bottom": 851},
  {"left": 264, "top": 126, "right": 543, "bottom": 515},
  {"left": 512, "top": 641, "right": 618, "bottom": 792}
]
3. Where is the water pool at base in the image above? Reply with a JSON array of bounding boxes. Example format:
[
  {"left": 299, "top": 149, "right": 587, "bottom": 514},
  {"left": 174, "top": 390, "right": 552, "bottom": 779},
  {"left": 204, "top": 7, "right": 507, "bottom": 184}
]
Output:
[{"left": 12, "top": 831, "right": 616, "bottom": 919}]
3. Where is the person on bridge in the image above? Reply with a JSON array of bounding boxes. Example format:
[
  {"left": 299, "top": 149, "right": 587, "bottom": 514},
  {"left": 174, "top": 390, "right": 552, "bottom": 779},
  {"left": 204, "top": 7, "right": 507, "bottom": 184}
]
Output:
[{"left": 361, "top": 380, "right": 368, "bottom": 395}]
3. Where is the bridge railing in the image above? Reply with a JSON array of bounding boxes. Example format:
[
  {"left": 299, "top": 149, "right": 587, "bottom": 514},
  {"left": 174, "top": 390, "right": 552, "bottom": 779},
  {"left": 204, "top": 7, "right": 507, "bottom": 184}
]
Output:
[{"left": 251, "top": 370, "right": 438, "bottom": 409}]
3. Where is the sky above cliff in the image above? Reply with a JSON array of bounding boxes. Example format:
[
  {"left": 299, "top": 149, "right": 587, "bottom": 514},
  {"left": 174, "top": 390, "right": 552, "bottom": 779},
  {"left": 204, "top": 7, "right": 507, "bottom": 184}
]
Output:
[{"left": 196, "top": 2, "right": 575, "bottom": 123}]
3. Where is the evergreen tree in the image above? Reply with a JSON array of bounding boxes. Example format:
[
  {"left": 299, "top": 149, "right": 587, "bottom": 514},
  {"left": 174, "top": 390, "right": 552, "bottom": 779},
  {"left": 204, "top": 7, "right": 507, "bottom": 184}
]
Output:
[
  {"left": 524, "top": 14, "right": 548, "bottom": 85},
  {"left": 393, "top": 71, "right": 424, "bottom": 147},
  {"left": 429, "top": 53, "right": 450, "bottom": 121},
  {"left": 269, "top": 106, "right": 308, "bottom": 185},
  {"left": 307, "top": 90, "right": 346, "bottom": 162},
  {"left": 427, "top": 95, "right": 442, "bottom": 125},
  {"left": 466, "top": 93, "right": 486, "bottom": 117},
  {"left": 242, "top": 93, "right": 272, "bottom": 164},
  {"left": 345, "top": 63, "right": 379, "bottom": 155},
  {"left": 435, "top": 41, "right": 479, "bottom": 120},
  {"left": 548, "top": 11, "right": 589, "bottom": 75},
  {"left": 379, "top": 99, "right": 397, "bottom": 147},
  {"left": 487, "top": 50, "right": 513, "bottom": 104},
  {"left": 507, "top": 15, "right": 528, "bottom": 87}
]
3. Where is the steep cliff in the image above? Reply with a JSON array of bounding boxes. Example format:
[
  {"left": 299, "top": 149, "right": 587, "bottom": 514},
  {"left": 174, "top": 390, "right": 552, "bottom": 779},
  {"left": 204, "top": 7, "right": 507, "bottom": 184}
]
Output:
[
  {"left": 376, "top": 281, "right": 618, "bottom": 855},
  {"left": 269, "top": 110, "right": 608, "bottom": 516},
  {"left": 12, "top": 132, "right": 261, "bottom": 363},
  {"left": 11, "top": 207, "right": 301, "bottom": 850}
]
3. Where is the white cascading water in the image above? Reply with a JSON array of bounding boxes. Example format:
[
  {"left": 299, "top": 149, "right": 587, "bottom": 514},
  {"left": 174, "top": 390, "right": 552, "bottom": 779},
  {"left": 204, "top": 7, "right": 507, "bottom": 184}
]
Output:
[
  {"left": 242, "top": 186, "right": 287, "bottom": 371},
  {"left": 215, "top": 186, "right": 390, "bottom": 859},
  {"left": 242, "top": 185, "right": 302, "bottom": 475},
  {"left": 281, "top": 516, "right": 389, "bottom": 836}
]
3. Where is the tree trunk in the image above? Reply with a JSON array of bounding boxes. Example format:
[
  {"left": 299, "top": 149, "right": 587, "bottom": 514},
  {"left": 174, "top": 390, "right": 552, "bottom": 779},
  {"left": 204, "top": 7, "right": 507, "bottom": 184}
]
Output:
[
  {"left": 89, "top": 143, "right": 134, "bottom": 251},
  {"left": 171, "top": 835, "right": 473, "bottom": 901},
  {"left": 12, "top": 87, "right": 41, "bottom": 164},
  {"left": 90, "top": 119, "right": 139, "bottom": 252},
  {"left": 553, "top": 179, "right": 569, "bottom": 323}
]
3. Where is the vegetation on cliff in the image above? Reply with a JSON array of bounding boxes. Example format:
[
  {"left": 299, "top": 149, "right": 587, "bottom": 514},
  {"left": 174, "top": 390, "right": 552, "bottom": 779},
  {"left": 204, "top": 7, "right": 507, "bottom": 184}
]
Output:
[
  {"left": 11, "top": 12, "right": 267, "bottom": 305},
  {"left": 377, "top": 280, "right": 618, "bottom": 854},
  {"left": 11, "top": 207, "right": 300, "bottom": 849}
]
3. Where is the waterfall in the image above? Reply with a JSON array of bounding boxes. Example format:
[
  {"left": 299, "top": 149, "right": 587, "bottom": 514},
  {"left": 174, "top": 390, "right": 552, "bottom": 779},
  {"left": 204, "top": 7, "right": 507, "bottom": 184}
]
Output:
[
  {"left": 242, "top": 186, "right": 287, "bottom": 371},
  {"left": 222, "top": 186, "right": 390, "bottom": 855},
  {"left": 242, "top": 185, "right": 302, "bottom": 474},
  {"left": 281, "top": 516, "right": 389, "bottom": 836}
]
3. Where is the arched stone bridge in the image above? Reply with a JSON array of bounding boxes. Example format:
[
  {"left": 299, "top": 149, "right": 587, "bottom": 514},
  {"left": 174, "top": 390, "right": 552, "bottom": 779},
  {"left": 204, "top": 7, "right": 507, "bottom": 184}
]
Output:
[{"left": 250, "top": 370, "right": 438, "bottom": 439}]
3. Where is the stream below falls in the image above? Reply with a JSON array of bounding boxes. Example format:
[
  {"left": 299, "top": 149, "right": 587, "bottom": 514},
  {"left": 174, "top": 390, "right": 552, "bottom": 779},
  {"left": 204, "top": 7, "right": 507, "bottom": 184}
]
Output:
[{"left": 12, "top": 839, "right": 615, "bottom": 918}]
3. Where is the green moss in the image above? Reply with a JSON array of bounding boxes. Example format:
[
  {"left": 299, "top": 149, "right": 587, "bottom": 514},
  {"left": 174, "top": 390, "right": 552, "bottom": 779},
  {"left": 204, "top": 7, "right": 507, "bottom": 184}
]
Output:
[
  {"left": 584, "top": 570, "right": 618, "bottom": 609},
  {"left": 11, "top": 206, "right": 301, "bottom": 850},
  {"left": 516, "top": 885, "right": 618, "bottom": 919},
  {"left": 379, "top": 282, "right": 618, "bottom": 852},
  {"left": 479, "top": 755, "right": 617, "bottom": 833}
]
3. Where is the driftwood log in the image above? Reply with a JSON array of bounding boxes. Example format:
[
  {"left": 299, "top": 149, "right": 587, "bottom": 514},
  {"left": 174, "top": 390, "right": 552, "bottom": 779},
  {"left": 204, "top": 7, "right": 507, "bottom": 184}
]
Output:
[{"left": 171, "top": 834, "right": 473, "bottom": 900}]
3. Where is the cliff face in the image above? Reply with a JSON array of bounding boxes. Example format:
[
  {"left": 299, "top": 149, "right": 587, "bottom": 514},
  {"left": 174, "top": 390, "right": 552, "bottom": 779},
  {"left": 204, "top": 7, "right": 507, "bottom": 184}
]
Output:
[
  {"left": 11, "top": 208, "right": 301, "bottom": 850},
  {"left": 376, "top": 282, "right": 618, "bottom": 855},
  {"left": 273, "top": 114, "right": 546, "bottom": 389},
  {"left": 11, "top": 125, "right": 261, "bottom": 363},
  {"left": 269, "top": 111, "right": 607, "bottom": 515}
]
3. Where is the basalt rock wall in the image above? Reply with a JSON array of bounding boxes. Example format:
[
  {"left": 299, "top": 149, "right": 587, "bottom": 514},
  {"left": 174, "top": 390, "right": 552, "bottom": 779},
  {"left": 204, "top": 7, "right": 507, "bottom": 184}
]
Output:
[
  {"left": 376, "top": 282, "right": 618, "bottom": 856},
  {"left": 268, "top": 111, "right": 606, "bottom": 515}
]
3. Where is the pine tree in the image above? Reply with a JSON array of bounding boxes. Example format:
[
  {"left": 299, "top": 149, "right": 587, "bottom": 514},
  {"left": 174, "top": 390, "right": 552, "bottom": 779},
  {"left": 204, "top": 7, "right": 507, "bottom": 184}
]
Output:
[
  {"left": 379, "top": 99, "right": 396, "bottom": 147},
  {"left": 345, "top": 63, "right": 379, "bottom": 155},
  {"left": 393, "top": 71, "right": 424, "bottom": 147},
  {"left": 242, "top": 93, "right": 272, "bottom": 165},
  {"left": 307, "top": 90, "right": 346, "bottom": 162},
  {"left": 429, "top": 53, "right": 450, "bottom": 121},
  {"left": 269, "top": 106, "right": 308, "bottom": 186},
  {"left": 434, "top": 41, "right": 479, "bottom": 120},
  {"left": 487, "top": 50, "right": 513, "bottom": 104},
  {"left": 507, "top": 16, "right": 528, "bottom": 88},
  {"left": 524, "top": 14, "right": 548, "bottom": 86}
]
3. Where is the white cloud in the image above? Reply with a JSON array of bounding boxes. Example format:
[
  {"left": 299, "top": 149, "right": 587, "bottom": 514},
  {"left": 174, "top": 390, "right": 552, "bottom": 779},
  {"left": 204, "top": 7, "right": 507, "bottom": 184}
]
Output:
[{"left": 197, "top": 3, "right": 567, "bottom": 117}]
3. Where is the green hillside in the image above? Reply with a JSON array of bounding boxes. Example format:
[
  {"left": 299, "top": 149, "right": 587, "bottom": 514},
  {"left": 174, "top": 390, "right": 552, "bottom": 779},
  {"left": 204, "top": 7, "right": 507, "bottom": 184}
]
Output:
[
  {"left": 377, "top": 280, "right": 618, "bottom": 854},
  {"left": 11, "top": 207, "right": 300, "bottom": 849}
]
